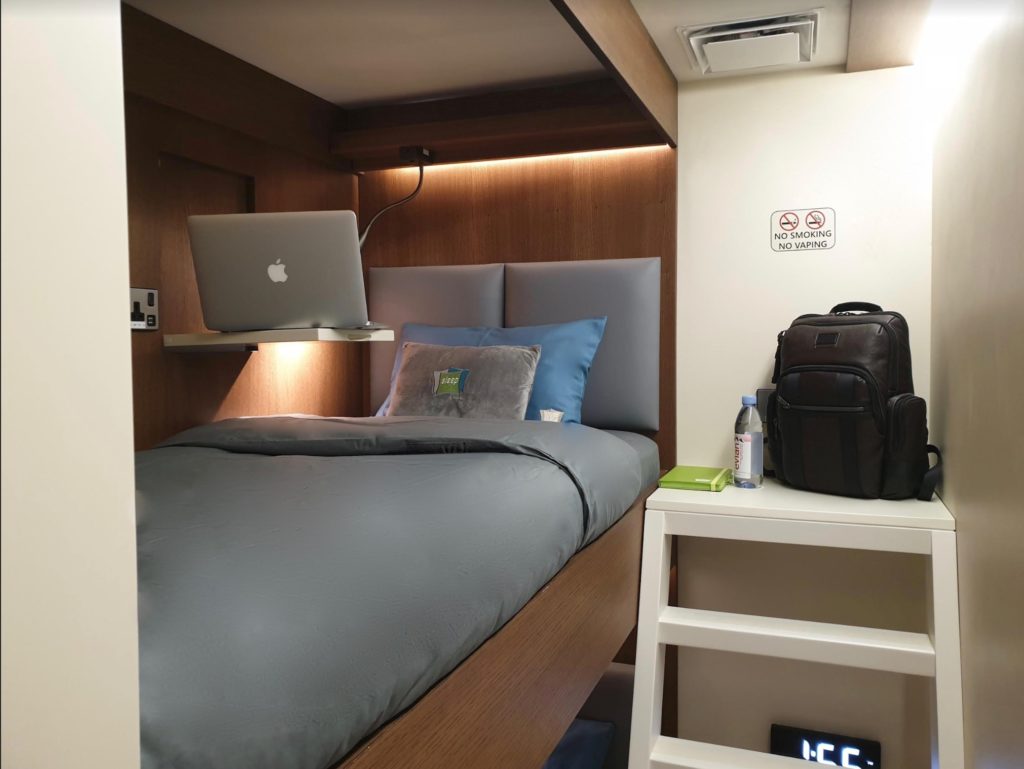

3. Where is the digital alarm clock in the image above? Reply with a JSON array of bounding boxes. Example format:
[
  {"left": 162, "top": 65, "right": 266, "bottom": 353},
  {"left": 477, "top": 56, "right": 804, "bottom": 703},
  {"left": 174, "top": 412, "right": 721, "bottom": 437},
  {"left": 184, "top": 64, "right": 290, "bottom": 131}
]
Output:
[{"left": 771, "top": 724, "right": 881, "bottom": 768}]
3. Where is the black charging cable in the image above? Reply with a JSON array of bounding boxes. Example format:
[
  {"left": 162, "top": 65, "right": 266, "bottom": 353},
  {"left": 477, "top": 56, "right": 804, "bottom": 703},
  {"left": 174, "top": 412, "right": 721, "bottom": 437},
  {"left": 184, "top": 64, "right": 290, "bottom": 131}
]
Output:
[{"left": 358, "top": 146, "right": 433, "bottom": 249}]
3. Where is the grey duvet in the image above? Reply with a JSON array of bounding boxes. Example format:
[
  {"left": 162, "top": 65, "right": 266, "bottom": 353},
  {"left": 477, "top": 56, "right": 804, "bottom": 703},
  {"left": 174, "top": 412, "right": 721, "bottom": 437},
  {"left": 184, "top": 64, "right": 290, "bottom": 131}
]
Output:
[{"left": 136, "top": 416, "right": 648, "bottom": 769}]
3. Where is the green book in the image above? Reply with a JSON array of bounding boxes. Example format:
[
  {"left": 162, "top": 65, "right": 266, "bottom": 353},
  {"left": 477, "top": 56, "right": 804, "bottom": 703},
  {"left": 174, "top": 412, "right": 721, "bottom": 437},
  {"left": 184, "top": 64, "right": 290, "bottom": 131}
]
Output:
[{"left": 659, "top": 465, "right": 732, "bottom": 492}]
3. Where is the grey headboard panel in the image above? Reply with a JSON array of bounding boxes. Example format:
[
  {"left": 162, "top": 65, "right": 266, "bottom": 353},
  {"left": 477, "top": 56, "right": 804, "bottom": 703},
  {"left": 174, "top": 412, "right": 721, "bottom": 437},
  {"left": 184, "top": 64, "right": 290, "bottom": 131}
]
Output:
[
  {"left": 505, "top": 258, "right": 660, "bottom": 431},
  {"left": 368, "top": 257, "right": 660, "bottom": 432},
  {"left": 368, "top": 264, "right": 504, "bottom": 410}
]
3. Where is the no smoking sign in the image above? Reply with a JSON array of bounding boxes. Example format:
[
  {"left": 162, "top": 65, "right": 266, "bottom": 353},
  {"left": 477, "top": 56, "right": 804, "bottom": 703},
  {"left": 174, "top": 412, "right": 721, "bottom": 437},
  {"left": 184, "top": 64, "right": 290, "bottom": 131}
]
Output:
[{"left": 771, "top": 207, "right": 836, "bottom": 251}]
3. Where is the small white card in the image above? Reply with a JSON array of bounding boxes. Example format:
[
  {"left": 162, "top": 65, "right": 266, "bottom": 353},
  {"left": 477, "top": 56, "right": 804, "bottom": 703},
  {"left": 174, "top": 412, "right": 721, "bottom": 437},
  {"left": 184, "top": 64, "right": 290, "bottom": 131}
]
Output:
[{"left": 539, "top": 409, "right": 564, "bottom": 423}]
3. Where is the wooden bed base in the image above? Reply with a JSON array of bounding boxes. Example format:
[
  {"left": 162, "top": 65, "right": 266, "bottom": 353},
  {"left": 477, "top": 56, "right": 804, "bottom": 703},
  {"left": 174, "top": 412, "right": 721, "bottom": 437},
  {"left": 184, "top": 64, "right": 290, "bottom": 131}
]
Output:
[{"left": 337, "top": 486, "right": 654, "bottom": 769}]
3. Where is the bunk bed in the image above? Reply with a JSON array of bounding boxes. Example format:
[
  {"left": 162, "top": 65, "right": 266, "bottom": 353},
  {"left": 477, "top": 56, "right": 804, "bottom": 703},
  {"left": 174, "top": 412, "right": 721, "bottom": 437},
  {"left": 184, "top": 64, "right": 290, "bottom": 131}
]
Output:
[
  {"left": 122, "top": 3, "right": 678, "bottom": 766},
  {"left": 136, "top": 259, "right": 664, "bottom": 768}
]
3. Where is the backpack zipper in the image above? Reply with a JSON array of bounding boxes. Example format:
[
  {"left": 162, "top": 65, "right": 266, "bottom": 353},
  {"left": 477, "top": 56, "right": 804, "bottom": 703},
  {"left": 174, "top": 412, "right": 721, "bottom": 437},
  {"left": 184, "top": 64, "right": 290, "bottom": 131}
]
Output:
[
  {"left": 780, "top": 363, "right": 886, "bottom": 428},
  {"left": 777, "top": 397, "right": 867, "bottom": 413}
]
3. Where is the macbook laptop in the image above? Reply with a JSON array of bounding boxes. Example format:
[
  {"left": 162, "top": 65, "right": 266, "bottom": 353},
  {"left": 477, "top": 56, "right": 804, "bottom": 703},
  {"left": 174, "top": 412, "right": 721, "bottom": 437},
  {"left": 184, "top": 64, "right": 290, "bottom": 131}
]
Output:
[{"left": 187, "top": 210, "right": 372, "bottom": 332}]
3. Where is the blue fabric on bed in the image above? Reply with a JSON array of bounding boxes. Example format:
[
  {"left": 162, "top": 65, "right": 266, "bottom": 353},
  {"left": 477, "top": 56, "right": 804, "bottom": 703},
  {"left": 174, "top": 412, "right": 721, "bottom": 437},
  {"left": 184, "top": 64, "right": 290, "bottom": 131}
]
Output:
[
  {"left": 378, "top": 318, "right": 607, "bottom": 423},
  {"left": 543, "top": 719, "right": 616, "bottom": 769}
]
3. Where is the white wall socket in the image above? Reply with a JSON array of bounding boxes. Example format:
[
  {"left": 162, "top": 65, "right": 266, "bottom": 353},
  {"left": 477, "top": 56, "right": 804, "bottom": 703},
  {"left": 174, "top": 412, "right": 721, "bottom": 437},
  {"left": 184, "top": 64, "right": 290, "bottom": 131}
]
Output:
[{"left": 130, "top": 287, "right": 159, "bottom": 330}]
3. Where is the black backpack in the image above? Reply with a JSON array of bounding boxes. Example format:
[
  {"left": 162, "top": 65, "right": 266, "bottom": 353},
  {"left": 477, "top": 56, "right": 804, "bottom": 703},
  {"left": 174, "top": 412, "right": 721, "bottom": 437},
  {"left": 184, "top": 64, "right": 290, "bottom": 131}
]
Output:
[{"left": 767, "top": 302, "right": 941, "bottom": 500}]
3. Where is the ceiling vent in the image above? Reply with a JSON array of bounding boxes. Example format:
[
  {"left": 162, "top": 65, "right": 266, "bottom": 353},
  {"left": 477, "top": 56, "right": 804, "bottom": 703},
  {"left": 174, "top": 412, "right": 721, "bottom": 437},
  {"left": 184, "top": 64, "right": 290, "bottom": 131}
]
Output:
[{"left": 677, "top": 9, "right": 822, "bottom": 75}]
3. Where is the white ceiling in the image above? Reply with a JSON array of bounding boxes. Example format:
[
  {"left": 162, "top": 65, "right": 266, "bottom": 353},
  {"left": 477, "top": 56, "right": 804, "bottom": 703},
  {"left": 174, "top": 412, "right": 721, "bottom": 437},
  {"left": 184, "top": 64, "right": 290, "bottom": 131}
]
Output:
[
  {"left": 127, "top": 0, "right": 605, "bottom": 107},
  {"left": 631, "top": 0, "right": 852, "bottom": 82}
]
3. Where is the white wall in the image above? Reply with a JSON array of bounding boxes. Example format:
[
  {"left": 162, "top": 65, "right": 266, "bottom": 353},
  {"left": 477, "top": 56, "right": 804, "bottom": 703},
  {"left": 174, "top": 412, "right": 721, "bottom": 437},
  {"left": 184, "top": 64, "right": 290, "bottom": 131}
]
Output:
[
  {"left": 927, "top": 1, "right": 1024, "bottom": 765},
  {"left": 677, "top": 66, "right": 933, "bottom": 466},
  {"left": 1, "top": 2, "right": 140, "bottom": 767},
  {"left": 674, "top": 67, "right": 935, "bottom": 766}
]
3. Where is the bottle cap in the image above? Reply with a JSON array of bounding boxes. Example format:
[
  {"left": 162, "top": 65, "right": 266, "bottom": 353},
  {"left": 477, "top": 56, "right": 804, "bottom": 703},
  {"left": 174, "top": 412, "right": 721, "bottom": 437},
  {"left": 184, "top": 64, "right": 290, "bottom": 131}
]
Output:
[{"left": 742, "top": 395, "right": 757, "bottom": 406}]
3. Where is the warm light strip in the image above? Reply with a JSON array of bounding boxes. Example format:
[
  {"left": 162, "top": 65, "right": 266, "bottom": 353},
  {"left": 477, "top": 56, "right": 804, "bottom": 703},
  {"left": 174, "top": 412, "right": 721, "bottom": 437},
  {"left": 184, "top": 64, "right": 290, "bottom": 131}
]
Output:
[{"left": 388, "top": 144, "right": 671, "bottom": 173}]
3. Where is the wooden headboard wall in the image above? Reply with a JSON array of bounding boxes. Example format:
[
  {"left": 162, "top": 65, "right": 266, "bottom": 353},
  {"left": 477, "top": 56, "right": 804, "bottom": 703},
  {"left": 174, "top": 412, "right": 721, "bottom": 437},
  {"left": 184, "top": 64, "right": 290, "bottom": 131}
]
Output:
[
  {"left": 358, "top": 149, "right": 677, "bottom": 463},
  {"left": 123, "top": 6, "right": 676, "bottom": 465}
]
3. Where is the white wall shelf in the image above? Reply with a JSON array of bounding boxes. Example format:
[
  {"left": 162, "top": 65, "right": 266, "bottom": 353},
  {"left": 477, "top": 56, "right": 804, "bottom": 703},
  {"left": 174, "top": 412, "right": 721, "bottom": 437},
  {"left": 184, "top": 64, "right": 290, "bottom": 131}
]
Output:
[
  {"left": 163, "top": 327, "right": 394, "bottom": 352},
  {"left": 629, "top": 479, "right": 964, "bottom": 769}
]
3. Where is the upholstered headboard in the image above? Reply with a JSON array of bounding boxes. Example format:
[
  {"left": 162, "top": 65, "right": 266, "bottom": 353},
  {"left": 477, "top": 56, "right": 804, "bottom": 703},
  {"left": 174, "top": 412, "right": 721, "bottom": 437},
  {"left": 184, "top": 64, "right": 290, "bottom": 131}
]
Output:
[{"left": 368, "top": 257, "right": 660, "bottom": 432}]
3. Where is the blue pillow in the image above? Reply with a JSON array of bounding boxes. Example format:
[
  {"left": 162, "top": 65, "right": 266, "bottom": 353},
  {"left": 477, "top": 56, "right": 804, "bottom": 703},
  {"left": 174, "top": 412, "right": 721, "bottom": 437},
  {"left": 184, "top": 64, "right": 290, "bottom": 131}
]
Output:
[{"left": 378, "top": 318, "right": 607, "bottom": 423}]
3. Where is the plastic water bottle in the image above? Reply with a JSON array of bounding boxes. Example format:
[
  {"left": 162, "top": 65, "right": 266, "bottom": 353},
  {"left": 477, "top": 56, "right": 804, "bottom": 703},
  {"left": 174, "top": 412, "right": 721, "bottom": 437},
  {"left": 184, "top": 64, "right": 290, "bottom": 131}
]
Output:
[{"left": 734, "top": 395, "right": 763, "bottom": 489}]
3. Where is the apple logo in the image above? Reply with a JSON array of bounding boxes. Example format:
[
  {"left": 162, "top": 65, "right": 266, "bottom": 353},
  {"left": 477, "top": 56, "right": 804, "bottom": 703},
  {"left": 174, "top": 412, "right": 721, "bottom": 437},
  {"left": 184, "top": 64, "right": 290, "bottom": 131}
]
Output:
[{"left": 267, "top": 258, "right": 288, "bottom": 283}]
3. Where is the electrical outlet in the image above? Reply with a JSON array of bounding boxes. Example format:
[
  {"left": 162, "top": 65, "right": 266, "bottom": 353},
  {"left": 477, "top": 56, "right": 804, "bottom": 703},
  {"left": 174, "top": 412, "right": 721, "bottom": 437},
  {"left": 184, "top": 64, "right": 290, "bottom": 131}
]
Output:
[{"left": 130, "top": 287, "right": 159, "bottom": 330}]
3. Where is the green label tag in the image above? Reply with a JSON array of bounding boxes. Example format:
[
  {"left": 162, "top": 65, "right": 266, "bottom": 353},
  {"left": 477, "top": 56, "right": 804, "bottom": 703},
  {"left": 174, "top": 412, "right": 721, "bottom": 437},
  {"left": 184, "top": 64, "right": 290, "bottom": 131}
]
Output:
[{"left": 433, "top": 368, "right": 469, "bottom": 397}]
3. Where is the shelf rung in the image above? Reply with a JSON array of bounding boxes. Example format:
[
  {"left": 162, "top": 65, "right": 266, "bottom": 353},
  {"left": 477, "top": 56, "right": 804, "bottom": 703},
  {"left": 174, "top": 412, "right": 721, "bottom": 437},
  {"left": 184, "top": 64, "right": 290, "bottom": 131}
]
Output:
[
  {"left": 658, "top": 607, "right": 935, "bottom": 676},
  {"left": 650, "top": 736, "right": 813, "bottom": 769}
]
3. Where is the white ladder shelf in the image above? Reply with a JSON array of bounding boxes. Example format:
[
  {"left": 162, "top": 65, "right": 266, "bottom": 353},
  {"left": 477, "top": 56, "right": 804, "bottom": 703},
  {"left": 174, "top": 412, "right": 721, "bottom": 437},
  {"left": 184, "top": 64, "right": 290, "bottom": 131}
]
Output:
[{"left": 629, "top": 480, "right": 964, "bottom": 769}]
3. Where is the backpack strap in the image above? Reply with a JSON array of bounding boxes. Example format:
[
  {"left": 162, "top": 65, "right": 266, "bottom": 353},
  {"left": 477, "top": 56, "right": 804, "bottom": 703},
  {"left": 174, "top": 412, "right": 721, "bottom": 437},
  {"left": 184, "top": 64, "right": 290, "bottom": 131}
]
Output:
[{"left": 917, "top": 444, "right": 944, "bottom": 501}]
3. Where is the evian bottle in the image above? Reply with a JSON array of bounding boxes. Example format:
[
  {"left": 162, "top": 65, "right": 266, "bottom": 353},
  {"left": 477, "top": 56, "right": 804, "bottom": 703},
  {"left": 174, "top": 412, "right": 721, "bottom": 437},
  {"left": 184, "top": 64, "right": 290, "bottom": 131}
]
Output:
[{"left": 734, "top": 395, "right": 763, "bottom": 489}]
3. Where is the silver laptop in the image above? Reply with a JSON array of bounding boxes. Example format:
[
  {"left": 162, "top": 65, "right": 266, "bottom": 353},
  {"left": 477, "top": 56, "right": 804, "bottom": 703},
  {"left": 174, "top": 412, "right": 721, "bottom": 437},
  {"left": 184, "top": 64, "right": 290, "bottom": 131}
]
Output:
[{"left": 187, "top": 210, "right": 370, "bottom": 332}]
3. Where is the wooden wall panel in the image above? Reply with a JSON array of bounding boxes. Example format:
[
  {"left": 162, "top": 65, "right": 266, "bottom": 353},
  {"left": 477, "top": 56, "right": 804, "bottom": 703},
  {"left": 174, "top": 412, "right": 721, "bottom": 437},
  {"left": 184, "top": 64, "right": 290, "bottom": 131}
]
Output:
[
  {"left": 359, "top": 146, "right": 677, "bottom": 464},
  {"left": 126, "top": 96, "right": 363, "bottom": 450},
  {"left": 551, "top": 0, "right": 678, "bottom": 146}
]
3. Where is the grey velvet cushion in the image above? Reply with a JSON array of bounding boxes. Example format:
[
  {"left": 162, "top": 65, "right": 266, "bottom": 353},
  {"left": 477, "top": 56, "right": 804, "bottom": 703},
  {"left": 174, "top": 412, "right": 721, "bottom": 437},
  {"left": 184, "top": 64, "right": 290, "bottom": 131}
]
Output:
[
  {"left": 387, "top": 342, "right": 541, "bottom": 420},
  {"left": 368, "top": 264, "right": 505, "bottom": 412}
]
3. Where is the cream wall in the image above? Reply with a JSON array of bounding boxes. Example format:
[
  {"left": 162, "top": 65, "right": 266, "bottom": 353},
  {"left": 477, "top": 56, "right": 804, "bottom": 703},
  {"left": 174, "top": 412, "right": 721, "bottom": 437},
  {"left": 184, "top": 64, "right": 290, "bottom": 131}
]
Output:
[
  {"left": 677, "top": 66, "right": 933, "bottom": 467},
  {"left": 1, "top": 2, "right": 140, "bottom": 767},
  {"left": 674, "top": 68, "right": 936, "bottom": 764},
  {"left": 928, "top": 0, "right": 1024, "bottom": 765}
]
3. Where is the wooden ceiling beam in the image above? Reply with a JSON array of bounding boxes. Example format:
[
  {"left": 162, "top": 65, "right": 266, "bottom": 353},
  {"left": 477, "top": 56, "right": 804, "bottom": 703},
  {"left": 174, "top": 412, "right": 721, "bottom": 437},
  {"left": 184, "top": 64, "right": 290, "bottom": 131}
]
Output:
[
  {"left": 549, "top": 0, "right": 678, "bottom": 146},
  {"left": 332, "top": 79, "right": 663, "bottom": 170},
  {"left": 847, "top": 0, "right": 933, "bottom": 72}
]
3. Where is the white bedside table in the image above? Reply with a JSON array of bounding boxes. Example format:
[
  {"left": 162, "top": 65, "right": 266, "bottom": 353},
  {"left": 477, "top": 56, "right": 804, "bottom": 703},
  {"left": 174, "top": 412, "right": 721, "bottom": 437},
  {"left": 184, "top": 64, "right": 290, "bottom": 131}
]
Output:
[{"left": 628, "top": 479, "right": 963, "bottom": 769}]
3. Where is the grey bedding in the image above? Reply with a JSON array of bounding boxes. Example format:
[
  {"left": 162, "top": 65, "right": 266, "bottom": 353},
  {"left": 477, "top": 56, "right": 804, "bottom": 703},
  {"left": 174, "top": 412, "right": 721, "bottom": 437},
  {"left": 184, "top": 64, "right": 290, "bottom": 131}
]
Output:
[
  {"left": 136, "top": 416, "right": 655, "bottom": 769},
  {"left": 605, "top": 430, "right": 662, "bottom": 486}
]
